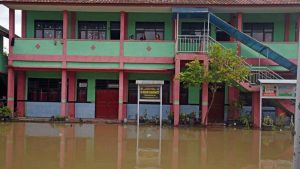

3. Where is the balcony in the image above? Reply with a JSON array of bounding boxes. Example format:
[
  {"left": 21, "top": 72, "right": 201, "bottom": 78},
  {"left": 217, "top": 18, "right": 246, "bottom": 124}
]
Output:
[
  {"left": 67, "top": 40, "right": 120, "bottom": 56},
  {"left": 124, "top": 41, "right": 175, "bottom": 57},
  {"left": 13, "top": 38, "right": 63, "bottom": 55}
]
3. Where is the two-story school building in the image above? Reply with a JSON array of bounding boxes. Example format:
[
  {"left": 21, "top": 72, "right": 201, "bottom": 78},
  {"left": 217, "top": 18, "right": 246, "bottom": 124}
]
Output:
[{"left": 1, "top": 0, "right": 299, "bottom": 127}]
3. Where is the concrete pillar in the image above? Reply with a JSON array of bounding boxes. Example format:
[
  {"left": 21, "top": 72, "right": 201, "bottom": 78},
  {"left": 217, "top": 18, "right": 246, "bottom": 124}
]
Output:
[
  {"left": 61, "top": 70, "right": 67, "bottom": 116},
  {"left": 123, "top": 74, "right": 128, "bottom": 120},
  {"left": 61, "top": 10, "right": 68, "bottom": 117},
  {"left": 228, "top": 86, "right": 240, "bottom": 120},
  {"left": 236, "top": 13, "right": 242, "bottom": 57},
  {"left": 201, "top": 83, "right": 209, "bottom": 125},
  {"left": 21, "top": 10, "right": 26, "bottom": 38},
  {"left": 67, "top": 72, "right": 76, "bottom": 118},
  {"left": 118, "top": 72, "right": 125, "bottom": 121},
  {"left": 70, "top": 12, "right": 76, "bottom": 39},
  {"left": 252, "top": 92, "right": 260, "bottom": 128},
  {"left": 63, "top": 10, "right": 68, "bottom": 40},
  {"left": 173, "top": 58, "right": 180, "bottom": 126},
  {"left": 226, "top": 13, "right": 242, "bottom": 121},
  {"left": 16, "top": 71, "right": 26, "bottom": 117},
  {"left": 284, "top": 14, "right": 290, "bottom": 42},
  {"left": 9, "top": 8, "right": 15, "bottom": 54},
  {"left": 62, "top": 10, "right": 68, "bottom": 68},
  {"left": 201, "top": 59, "right": 209, "bottom": 125},
  {"left": 7, "top": 68, "right": 14, "bottom": 114},
  {"left": 296, "top": 13, "right": 300, "bottom": 41}
]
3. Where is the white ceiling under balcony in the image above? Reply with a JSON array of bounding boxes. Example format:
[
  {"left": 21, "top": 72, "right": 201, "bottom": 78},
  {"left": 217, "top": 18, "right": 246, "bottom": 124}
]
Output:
[{"left": 4, "top": 4, "right": 300, "bottom": 13}]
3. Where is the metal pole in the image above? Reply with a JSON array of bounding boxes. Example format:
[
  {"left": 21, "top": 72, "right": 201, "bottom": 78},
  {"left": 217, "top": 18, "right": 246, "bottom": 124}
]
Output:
[
  {"left": 293, "top": 22, "right": 300, "bottom": 169},
  {"left": 259, "top": 86, "right": 262, "bottom": 128},
  {"left": 176, "top": 13, "right": 179, "bottom": 53},
  {"left": 137, "top": 85, "right": 140, "bottom": 126},
  {"left": 160, "top": 85, "right": 163, "bottom": 128},
  {"left": 207, "top": 13, "right": 210, "bottom": 50}
]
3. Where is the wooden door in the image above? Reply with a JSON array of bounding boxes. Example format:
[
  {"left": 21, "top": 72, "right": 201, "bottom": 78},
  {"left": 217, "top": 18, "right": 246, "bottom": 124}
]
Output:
[
  {"left": 95, "top": 89, "right": 119, "bottom": 119},
  {"left": 208, "top": 91, "right": 225, "bottom": 123}
]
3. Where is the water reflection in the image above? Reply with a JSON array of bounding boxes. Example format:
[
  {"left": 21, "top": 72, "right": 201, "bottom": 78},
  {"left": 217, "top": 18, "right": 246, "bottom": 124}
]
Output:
[{"left": 0, "top": 123, "right": 293, "bottom": 169}]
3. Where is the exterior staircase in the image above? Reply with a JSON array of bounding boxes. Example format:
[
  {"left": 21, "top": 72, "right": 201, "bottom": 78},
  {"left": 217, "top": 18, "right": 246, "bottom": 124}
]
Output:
[
  {"left": 176, "top": 35, "right": 285, "bottom": 92},
  {"left": 240, "top": 64, "right": 284, "bottom": 92},
  {"left": 274, "top": 99, "right": 295, "bottom": 114}
]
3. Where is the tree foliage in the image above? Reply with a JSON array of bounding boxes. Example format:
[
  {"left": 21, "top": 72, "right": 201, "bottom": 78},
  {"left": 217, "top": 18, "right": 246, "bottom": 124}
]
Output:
[{"left": 178, "top": 43, "right": 250, "bottom": 124}]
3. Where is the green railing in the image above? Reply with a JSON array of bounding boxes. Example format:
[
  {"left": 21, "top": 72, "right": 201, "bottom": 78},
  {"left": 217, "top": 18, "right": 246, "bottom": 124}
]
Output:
[
  {"left": 124, "top": 41, "right": 175, "bottom": 57},
  {"left": 67, "top": 40, "right": 120, "bottom": 56},
  {"left": 13, "top": 39, "right": 63, "bottom": 55}
]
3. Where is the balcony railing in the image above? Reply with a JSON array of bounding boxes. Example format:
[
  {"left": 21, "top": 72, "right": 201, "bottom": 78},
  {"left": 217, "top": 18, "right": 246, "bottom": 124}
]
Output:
[
  {"left": 124, "top": 40, "right": 175, "bottom": 57},
  {"left": 67, "top": 40, "right": 120, "bottom": 56},
  {"left": 245, "top": 66, "right": 284, "bottom": 85},
  {"left": 176, "top": 35, "right": 218, "bottom": 53},
  {"left": 13, "top": 38, "right": 63, "bottom": 55}
]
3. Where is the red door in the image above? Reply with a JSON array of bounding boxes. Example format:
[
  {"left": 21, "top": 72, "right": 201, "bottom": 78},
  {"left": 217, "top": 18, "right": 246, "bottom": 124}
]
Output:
[
  {"left": 208, "top": 91, "right": 225, "bottom": 123},
  {"left": 95, "top": 89, "right": 119, "bottom": 119}
]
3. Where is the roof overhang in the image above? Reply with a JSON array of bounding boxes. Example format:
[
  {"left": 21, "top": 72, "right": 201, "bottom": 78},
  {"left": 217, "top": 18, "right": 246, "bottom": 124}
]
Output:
[{"left": 3, "top": 3, "right": 300, "bottom": 13}]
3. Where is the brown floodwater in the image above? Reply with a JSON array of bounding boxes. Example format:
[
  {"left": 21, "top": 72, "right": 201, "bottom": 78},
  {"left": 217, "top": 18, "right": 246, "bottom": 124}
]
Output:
[{"left": 0, "top": 123, "right": 293, "bottom": 169}]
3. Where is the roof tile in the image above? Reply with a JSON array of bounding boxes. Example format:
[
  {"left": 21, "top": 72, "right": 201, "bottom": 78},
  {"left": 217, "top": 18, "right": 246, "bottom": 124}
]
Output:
[{"left": 1, "top": 0, "right": 300, "bottom": 5}]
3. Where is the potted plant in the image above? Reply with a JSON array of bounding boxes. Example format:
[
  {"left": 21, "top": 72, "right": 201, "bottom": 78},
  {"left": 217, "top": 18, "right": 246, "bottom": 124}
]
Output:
[
  {"left": 139, "top": 110, "right": 148, "bottom": 123},
  {"left": 179, "top": 113, "right": 187, "bottom": 125},
  {"left": 189, "top": 112, "right": 196, "bottom": 125},
  {"left": 0, "top": 106, "right": 12, "bottom": 121},
  {"left": 262, "top": 116, "right": 274, "bottom": 131}
]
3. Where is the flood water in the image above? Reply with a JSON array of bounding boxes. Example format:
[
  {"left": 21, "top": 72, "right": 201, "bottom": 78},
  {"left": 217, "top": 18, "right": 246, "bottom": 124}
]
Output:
[{"left": 0, "top": 123, "right": 293, "bottom": 169}]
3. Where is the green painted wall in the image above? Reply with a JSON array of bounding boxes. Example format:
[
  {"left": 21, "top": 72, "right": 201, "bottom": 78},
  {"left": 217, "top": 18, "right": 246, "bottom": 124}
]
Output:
[
  {"left": 124, "top": 63, "right": 174, "bottom": 69},
  {"left": 241, "top": 43, "right": 298, "bottom": 58},
  {"left": 67, "top": 40, "right": 120, "bottom": 56},
  {"left": 67, "top": 62, "right": 119, "bottom": 69},
  {"left": 188, "top": 86, "right": 200, "bottom": 104},
  {"left": 14, "top": 39, "right": 63, "bottom": 55},
  {"left": 76, "top": 12, "right": 120, "bottom": 39},
  {"left": 221, "top": 42, "right": 298, "bottom": 59},
  {"left": 13, "top": 61, "right": 62, "bottom": 67},
  {"left": 76, "top": 72, "right": 119, "bottom": 102},
  {"left": 124, "top": 41, "right": 175, "bottom": 57},
  {"left": 242, "top": 13, "right": 285, "bottom": 42},
  {"left": 127, "top": 13, "right": 173, "bottom": 40},
  {"left": 220, "top": 42, "right": 238, "bottom": 50}
]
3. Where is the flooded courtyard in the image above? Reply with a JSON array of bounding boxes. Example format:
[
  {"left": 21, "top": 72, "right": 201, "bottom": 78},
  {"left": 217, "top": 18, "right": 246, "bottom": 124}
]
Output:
[{"left": 0, "top": 123, "right": 293, "bottom": 169}]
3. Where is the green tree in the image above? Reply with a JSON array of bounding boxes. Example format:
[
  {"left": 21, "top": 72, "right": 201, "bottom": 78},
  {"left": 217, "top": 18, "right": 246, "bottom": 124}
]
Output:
[{"left": 178, "top": 44, "right": 250, "bottom": 125}]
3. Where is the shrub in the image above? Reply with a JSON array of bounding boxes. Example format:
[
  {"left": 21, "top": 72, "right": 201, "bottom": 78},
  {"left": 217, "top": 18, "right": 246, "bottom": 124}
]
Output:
[
  {"left": 239, "top": 114, "right": 251, "bottom": 129},
  {"left": 0, "top": 107, "right": 12, "bottom": 117},
  {"left": 275, "top": 115, "right": 286, "bottom": 129},
  {"left": 263, "top": 116, "right": 274, "bottom": 126}
]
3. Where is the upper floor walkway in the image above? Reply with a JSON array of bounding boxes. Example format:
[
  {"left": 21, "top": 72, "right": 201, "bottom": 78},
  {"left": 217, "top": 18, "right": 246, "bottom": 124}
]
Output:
[{"left": 5, "top": 7, "right": 300, "bottom": 72}]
